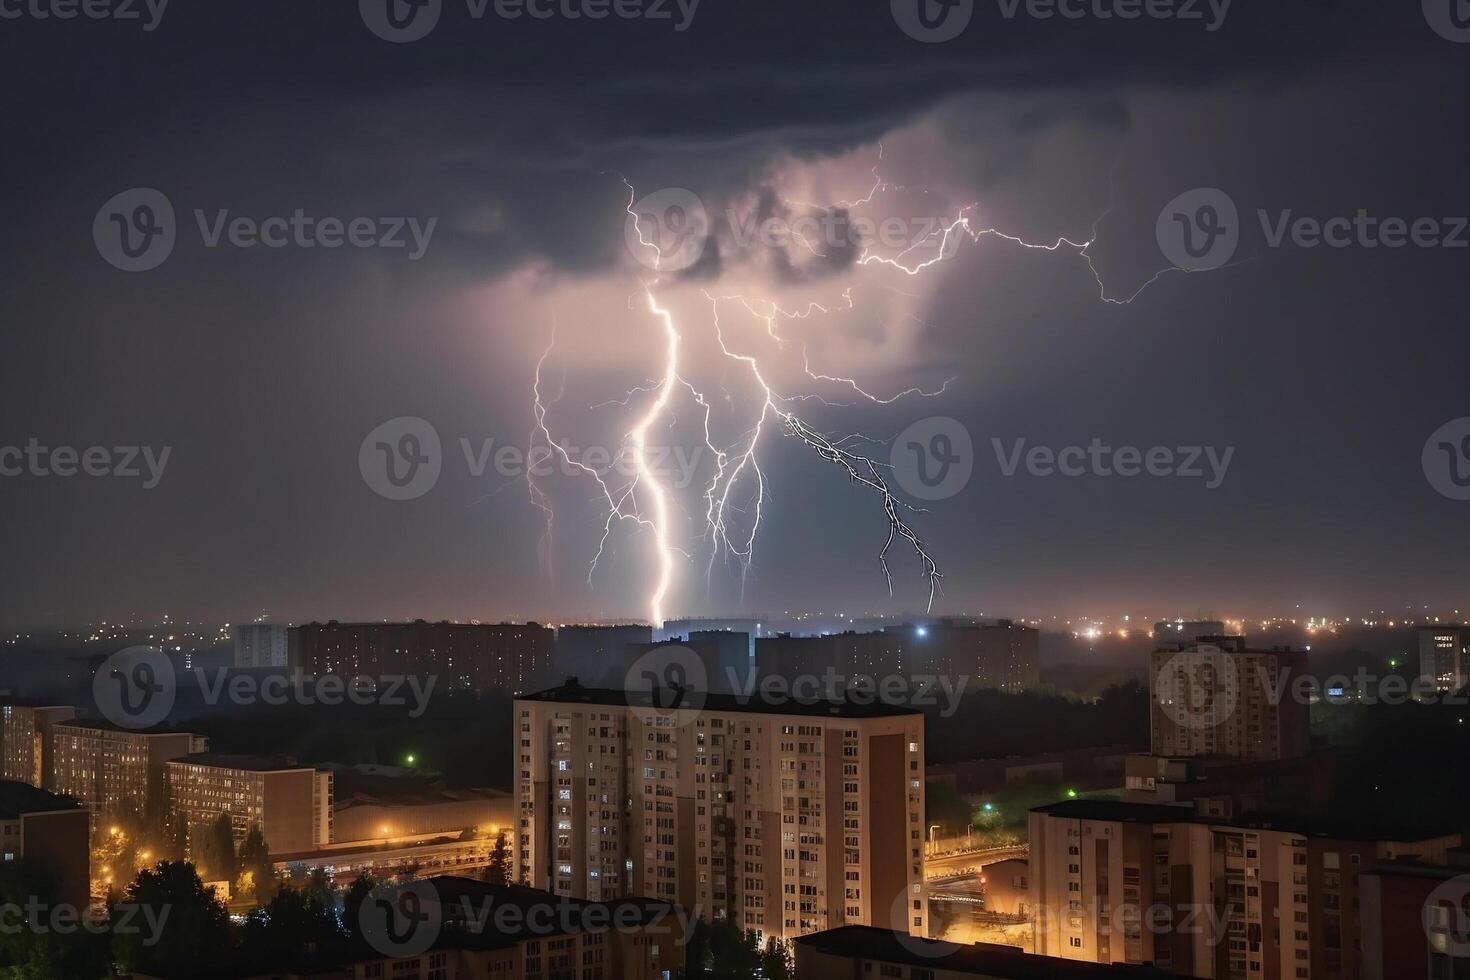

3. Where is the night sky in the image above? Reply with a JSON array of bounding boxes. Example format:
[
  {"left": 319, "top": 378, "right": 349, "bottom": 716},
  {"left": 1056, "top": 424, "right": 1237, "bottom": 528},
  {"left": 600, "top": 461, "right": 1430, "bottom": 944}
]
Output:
[{"left": 1, "top": 0, "right": 1467, "bottom": 628}]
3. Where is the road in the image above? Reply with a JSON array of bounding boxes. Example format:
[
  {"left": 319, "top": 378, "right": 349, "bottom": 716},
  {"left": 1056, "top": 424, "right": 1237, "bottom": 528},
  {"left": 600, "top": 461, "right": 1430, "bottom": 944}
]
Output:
[{"left": 924, "top": 844, "right": 1029, "bottom": 885}]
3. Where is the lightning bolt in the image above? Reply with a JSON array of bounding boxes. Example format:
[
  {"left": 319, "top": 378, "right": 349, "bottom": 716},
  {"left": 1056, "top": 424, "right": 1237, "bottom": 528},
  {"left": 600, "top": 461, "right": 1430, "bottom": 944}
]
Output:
[{"left": 527, "top": 151, "right": 1184, "bottom": 625}]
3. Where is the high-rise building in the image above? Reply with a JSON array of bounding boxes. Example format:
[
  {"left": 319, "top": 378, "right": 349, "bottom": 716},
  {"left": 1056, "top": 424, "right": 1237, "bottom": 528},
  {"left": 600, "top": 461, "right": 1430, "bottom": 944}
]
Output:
[
  {"left": 1418, "top": 625, "right": 1470, "bottom": 694},
  {"left": 554, "top": 625, "right": 654, "bottom": 687},
  {"left": 233, "top": 623, "right": 289, "bottom": 668},
  {"left": 0, "top": 780, "right": 91, "bottom": 910},
  {"left": 755, "top": 631, "right": 909, "bottom": 682},
  {"left": 165, "top": 754, "right": 333, "bottom": 855},
  {"left": 1359, "top": 852, "right": 1470, "bottom": 980},
  {"left": 513, "top": 682, "right": 928, "bottom": 943},
  {"left": 910, "top": 619, "right": 1040, "bottom": 693},
  {"left": 1028, "top": 799, "right": 1459, "bottom": 979},
  {"left": 50, "top": 721, "right": 207, "bottom": 833},
  {"left": 0, "top": 703, "right": 76, "bottom": 789},
  {"left": 1149, "top": 637, "right": 1310, "bottom": 761},
  {"left": 1153, "top": 620, "right": 1229, "bottom": 644},
  {"left": 290, "top": 620, "right": 555, "bottom": 692}
]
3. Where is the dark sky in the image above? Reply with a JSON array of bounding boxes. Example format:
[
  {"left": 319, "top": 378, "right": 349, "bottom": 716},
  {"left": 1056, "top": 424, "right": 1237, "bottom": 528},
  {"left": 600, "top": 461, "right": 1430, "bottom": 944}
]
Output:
[{"left": 1, "top": 0, "right": 1467, "bottom": 628}]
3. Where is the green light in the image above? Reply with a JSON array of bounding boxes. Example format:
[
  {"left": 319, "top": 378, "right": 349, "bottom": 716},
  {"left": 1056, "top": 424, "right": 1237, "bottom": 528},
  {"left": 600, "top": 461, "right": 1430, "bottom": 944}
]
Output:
[
  {"left": 982, "top": 803, "right": 994, "bottom": 812},
  {"left": 1066, "top": 788, "right": 1078, "bottom": 799},
  {"left": 405, "top": 754, "right": 417, "bottom": 766}
]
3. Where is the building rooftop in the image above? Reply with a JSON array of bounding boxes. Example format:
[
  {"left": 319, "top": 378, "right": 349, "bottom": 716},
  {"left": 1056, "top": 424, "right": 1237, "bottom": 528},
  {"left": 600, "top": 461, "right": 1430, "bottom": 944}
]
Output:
[
  {"left": 52, "top": 718, "right": 198, "bottom": 737},
  {"left": 1033, "top": 800, "right": 1460, "bottom": 842},
  {"left": 794, "top": 927, "right": 1191, "bottom": 978},
  {"left": 0, "top": 780, "right": 81, "bottom": 819},
  {"left": 170, "top": 753, "right": 317, "bottom": 773},
  {"left": 517, "top": 681, "right": 922, "bottom": 718}
]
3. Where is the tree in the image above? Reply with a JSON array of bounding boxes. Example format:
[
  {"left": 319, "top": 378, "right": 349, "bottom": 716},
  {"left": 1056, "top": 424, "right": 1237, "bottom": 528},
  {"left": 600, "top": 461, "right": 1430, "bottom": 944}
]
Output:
[
  {"left": 238, "top": 878, "right": 345, "bottom": 975},
  {"left": 194, "top": 812, "right": 237, "bottom": 884},
  {"left": 111, "top": 861, "right": 230, "bottom": 979},
  {"left": 238, "top": 824, "right": 277, "bottom": 907},
  {"left": 341, "top": 873, "right": 381, "bottom": 949},
  {"left": 760, "top": 935, "right": 793, "bottom": 980},
  {"left": 483, "top": 831, "right": 511, "bottom": 887},
  {"left": 0, "top": 859, "right": 110, "bottom": 979}
]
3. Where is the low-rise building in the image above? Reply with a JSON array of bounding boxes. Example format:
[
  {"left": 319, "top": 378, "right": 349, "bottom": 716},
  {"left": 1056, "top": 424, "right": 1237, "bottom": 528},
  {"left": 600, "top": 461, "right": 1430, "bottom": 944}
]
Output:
[
  {"left": 0, "top": 780, "right": 91, "bottom": 909},
  {"left": 794, "top": 926, "right": 1192, "bottom": 978}
]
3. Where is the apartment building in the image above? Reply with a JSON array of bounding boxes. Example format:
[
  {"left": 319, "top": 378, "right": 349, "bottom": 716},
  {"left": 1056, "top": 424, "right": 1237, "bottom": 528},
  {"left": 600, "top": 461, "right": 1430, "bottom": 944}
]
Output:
[
  {"left": 165, "top": 754, "right": 333, "bottom": 855},
  {"left": 0, "top": 703, "right": 76, "bottom": 789},
  {"left": 1029, "top": 799, "right": 1460, "bottom": 979},
  {"left": 514, "top": 682, "right": 927, "bottom": 944},
  {"left": 1150, "top": 637, "right": 1311, "bottom": 761},
  {"left": 50, "top": 720, "right": 207, "bottom": 833},
  {"left": 0, "top": 780, "right": 91, "bottom": 909},
  {"left": 1419, "top": 624, "right": 1470, "bottom": 694},
  {"left": 290, "top": 620, "right": 554, "bottom": 692}
]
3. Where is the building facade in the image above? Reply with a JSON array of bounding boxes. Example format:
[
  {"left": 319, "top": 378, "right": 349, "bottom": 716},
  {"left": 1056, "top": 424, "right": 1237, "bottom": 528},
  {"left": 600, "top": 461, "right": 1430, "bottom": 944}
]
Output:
[
  {"left": 1029, "top": 799, "right": 1460, "bottom": 980},
  {"left": 1, "top": 704, "right": 77, "bottom": 789},
  {"left": 1419, "top": 625, "right": 1470, "bottom": 694},
  {"left": 290, "top": 620, "right": 554, "bottom": 692},
  {"left": 0, "top": 780, "right": 91, "bottom": 910},
  {"left": 514, "top": 684, "right": 928, "bottom": 944},
  {"left": 50, "top": 721, "right": 206, "bottom": 833},
  {"left": 1150, "top": 637, "right": 1311, "bottom": 761},
  {"left": 234, "top": 623, "right": 289, "bottom": 668},
  {"left": 165, "top": 754, "right": 333, "bottom": 855}
]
